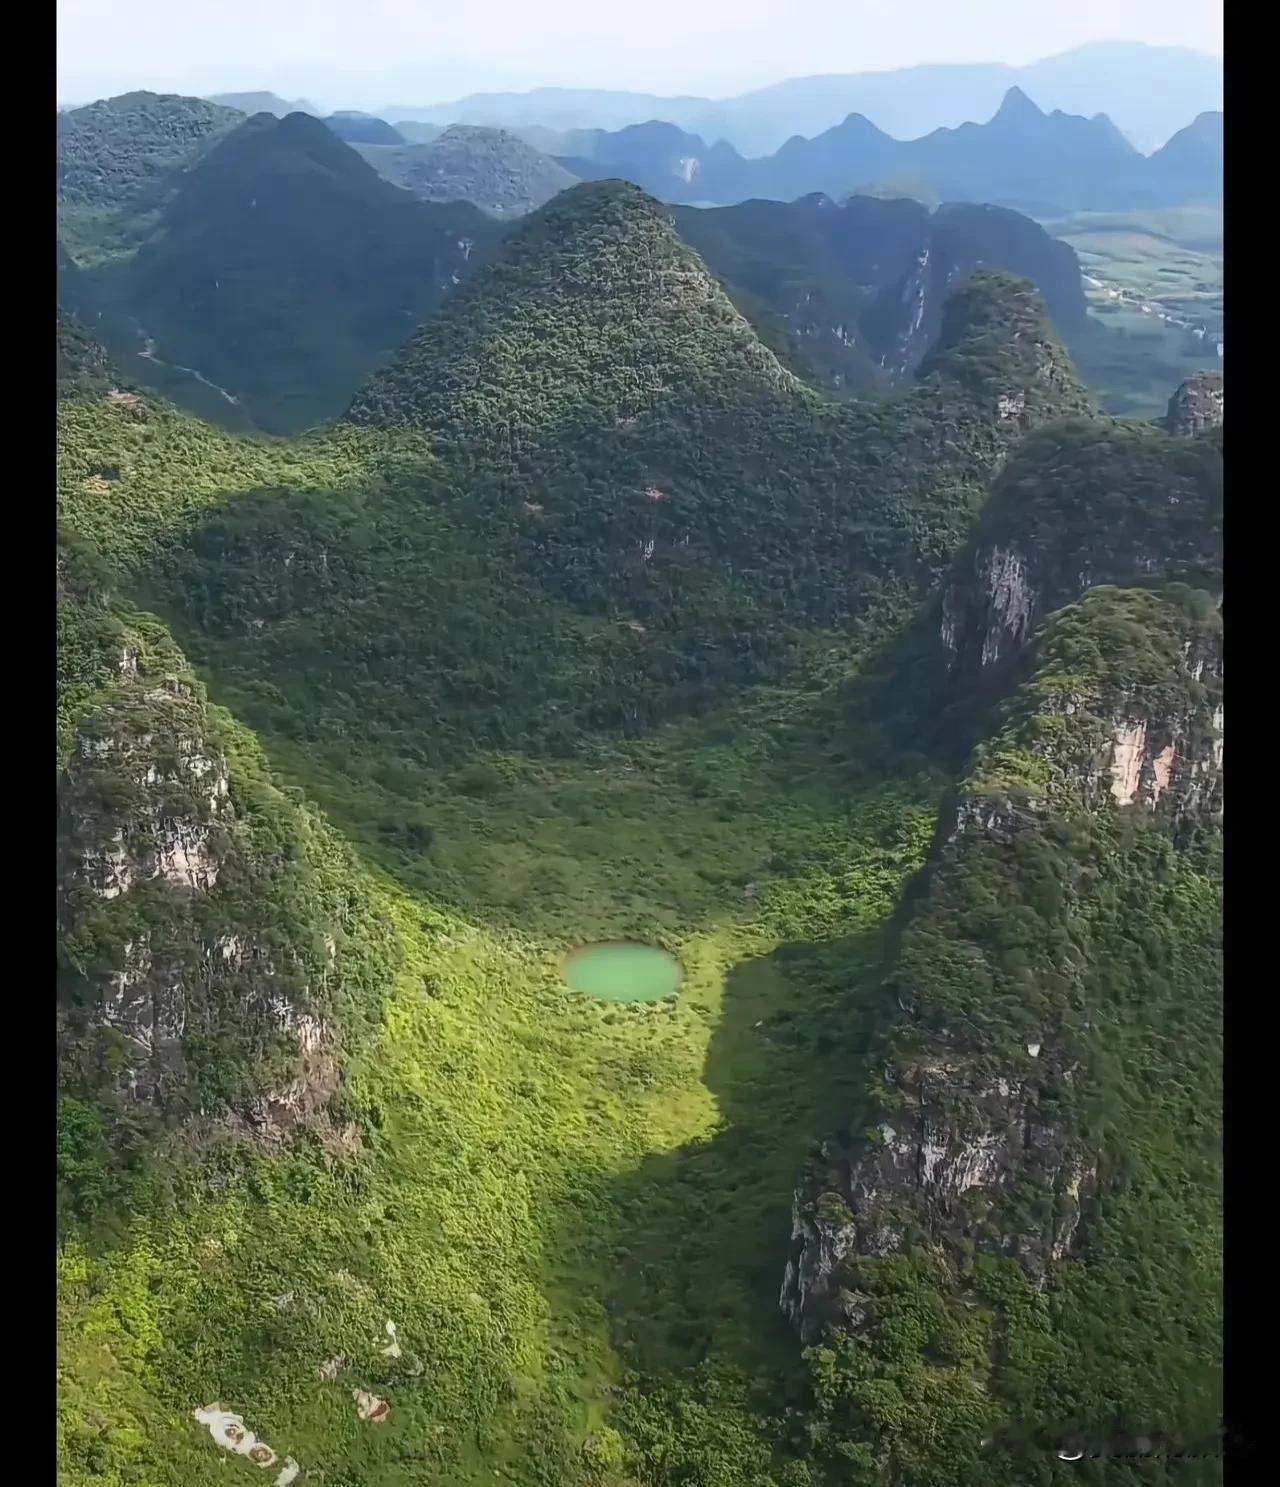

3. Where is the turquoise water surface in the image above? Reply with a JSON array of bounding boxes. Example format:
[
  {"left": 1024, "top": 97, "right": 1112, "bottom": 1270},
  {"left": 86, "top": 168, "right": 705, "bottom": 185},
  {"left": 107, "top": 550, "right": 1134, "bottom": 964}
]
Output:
[{"left": 564, "top": 942, "right": 682, "bottom": 1002}]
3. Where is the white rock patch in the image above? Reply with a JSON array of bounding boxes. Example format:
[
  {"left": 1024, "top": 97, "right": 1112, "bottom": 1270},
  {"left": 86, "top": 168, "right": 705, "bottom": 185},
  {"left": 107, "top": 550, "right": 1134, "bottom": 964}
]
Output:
[
  {"left": 192, "top": 1404, "right": 284, "bottom": 1469},
  {"left": 1110, "top": 721, "right": 1148, "bottom": 805}
]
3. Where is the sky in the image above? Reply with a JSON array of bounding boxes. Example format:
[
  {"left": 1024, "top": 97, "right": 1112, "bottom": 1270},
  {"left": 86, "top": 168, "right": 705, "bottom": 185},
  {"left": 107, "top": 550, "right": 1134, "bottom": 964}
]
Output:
[{"left": 56, "top": 0, "right": 1223, "bottom": 109}]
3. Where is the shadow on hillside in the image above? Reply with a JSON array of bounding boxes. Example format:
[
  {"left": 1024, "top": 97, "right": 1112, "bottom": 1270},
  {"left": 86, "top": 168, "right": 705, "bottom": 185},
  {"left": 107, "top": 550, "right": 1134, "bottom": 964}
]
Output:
[{"left": 574, "top": 925, "right": 899, "bottom": 1392}]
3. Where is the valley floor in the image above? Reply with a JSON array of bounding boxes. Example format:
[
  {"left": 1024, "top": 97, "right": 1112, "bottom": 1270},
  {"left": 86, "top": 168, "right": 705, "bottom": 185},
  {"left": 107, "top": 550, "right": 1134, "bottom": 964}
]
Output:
[{"left": 59, "top": 644, "right": 944, "bottom": 1485}]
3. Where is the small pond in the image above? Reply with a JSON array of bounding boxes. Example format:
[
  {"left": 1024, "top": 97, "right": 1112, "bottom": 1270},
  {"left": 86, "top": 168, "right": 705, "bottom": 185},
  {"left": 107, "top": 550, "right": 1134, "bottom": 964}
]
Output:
[{"left": 563, "top": 942, "right": 683, "bottom": 1003}]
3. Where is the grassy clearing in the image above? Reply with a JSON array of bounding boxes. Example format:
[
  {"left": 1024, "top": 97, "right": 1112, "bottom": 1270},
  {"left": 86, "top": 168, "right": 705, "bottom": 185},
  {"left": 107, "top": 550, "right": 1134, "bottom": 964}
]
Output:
[
  {"left": 58, "top": 392, "right": 946, "bottom": 1481},
  {"left": 58, "top": 704, "right": 942, "bottom": 1485}
]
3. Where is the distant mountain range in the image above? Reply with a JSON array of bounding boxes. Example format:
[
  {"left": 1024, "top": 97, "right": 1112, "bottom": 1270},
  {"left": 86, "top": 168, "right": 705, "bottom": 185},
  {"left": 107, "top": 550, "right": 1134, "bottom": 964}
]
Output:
[
  {"left": 356, "top": 124, "right": 580, "bottom": 217},
  {"left": 297, "top": 86, "right": 1222, "bottom": 222},
  {"left": 206, "top": 90, "right": 319, "bottom": 117},
  {"left": 554, "top": 89, "right": 1222, "bottom": 215},
  {"left": 379, "top": 42, "right": 1221, "bottom": 156}
]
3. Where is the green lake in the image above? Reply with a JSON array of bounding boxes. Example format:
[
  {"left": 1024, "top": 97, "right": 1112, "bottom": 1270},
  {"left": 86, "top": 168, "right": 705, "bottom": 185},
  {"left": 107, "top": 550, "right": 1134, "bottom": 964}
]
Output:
[{"left": 563, "top": 942, "right": 683, "bottom": 1002}]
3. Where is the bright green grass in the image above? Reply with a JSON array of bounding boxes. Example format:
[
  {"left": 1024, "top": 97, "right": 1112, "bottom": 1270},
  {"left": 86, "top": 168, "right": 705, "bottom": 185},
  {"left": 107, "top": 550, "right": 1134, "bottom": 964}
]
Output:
[
  {"left": 564, "top": 943, "right": 683, "bottom": 1003},
  {"left": 54, "top": 387, "right": 946, "bottom": 1484},
  {"left": 58, "top": 653, "right": 944, "bottom": 1486}
]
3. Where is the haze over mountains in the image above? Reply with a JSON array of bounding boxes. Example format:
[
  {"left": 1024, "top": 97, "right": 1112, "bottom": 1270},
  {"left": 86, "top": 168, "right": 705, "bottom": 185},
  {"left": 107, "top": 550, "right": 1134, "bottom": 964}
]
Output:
[
  {"left": 555, "top": 89, "right": 1221, "bottom": 215},
  {"left": 374, "top": 41, "right": 1219, "bottom": 155},
  {"left": 57, "top": 21, "right": 1225, "bottom": 1487}
]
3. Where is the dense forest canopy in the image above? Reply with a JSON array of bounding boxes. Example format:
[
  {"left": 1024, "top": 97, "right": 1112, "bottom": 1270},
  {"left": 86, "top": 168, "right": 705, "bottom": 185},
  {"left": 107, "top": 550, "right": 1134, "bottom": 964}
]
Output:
[{"left": 55, "top": 139, "right": 1223, "bottom": 1487}]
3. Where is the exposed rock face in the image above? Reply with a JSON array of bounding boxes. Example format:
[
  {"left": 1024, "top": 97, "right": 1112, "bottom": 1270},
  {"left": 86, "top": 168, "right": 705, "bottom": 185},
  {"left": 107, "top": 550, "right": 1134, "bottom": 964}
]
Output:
[
  {"left": 782, "top": 1054, "right": 1098, "bottom": 1341},
  {"left": 783, "top": 586, "right": 1222, "bottom": 1344},
  {"left": 68, "top": 685, "right": 229, "bottom": 899},
  {"left": 940, "top": 419, "right": 1222, "bottom": 682},
  {"left": 1165, "top": 372, "right": 1224, "bottom": 438},
  {"left": 56, "top": 633, "right": 359, "bottom": 1138}
]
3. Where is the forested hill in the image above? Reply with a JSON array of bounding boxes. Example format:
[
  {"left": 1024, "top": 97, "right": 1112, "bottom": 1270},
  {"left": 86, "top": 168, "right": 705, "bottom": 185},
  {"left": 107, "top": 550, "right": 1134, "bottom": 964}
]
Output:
[
  {"left": 56, "top": 132, "right": 1222, "bottom": 1485},
  {"left": 57, "top": 91, "right": 244, "bottom": 261},
  {"left": 343, "top": 182, "right": 1092, "bottom": 716},
  {"left": 357, "top": 124, "right": 581, "bottom": 216},
  {"left": 62, "top": 110, "right": 500, "bottom": 433},
  {"left": 783, "top": 576, "right": 1222, "bottom": 1480}
]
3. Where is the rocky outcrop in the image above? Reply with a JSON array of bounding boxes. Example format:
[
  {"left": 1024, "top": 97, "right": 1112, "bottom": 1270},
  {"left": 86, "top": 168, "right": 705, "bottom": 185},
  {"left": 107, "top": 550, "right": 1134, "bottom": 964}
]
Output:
[
  {"left": 56, "top": 620, "right": 367, "bottom": 1139},
  {"left": 1165, "top": 372, "right": 1224, "bottom": 438},
  {"left": 940, "top": 417, "right": 1222, "bottom": 682},
  {"left": 782, "top": 1054, "right": 1098, "bottom": 1341},
  {"left": 68, "top": 683, "right": 230, "bottom": 900},
  {"left": 783, "top": 585, "right": 1222, "bottom": 1344}
]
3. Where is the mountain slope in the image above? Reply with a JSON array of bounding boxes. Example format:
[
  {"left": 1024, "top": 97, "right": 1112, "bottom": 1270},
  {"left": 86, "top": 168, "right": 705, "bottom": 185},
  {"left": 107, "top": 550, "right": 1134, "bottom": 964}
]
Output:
[
  {"left": 57, "top": 91, "right": 245, "bottom": 262},
  {"left": 1148, "top": 112, "right": 1224, "bottom": 202},
  {"left": 784, "top": 582, "right": 1222, "bottom": 1482},
  {"left": 325, "top": 111, "right": 405, "bottom": 145},
  {"left": 82, "top": 112, "right": 498, "bottom": 433},
  {"left": 56, "top": 307, "right": 119, "bottom": 402},
  {"left": 359, "top": 123, "right": 578, "bottom": 215},
  {"left": 940, "top": 402, "right": 1223, "bottom": 685},
  {"left": 674, "top": 193, "right": 1088, "bottom": 390}
]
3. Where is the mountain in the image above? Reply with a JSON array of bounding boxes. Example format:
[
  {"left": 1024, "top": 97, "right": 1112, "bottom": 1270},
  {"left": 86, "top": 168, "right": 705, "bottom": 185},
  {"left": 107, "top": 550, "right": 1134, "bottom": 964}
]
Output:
[
  {"left": 725, "top": 42, "right": 1222, "bottom": 155},
  {"left": 73, "top": 111, "right": 498, "bottom": 433},
  {"left": 1017, "top": 41, "right": 1223, "bottom": 153},
  {"left": 358, "top": 123, "right": 579, "bottom": 216},
  {"left": 57, "top": 168, "right": 1219, "bottom": 1487},
  {"left": 557, "top": 119, "right": 753, "bottom": 202},
  {"left": 206, "top": 90, "right": 319, "bottom": 117},
  {"left": 382, "top": 84, "right": 713, "bottom": 134},
  {"left": 347, "top": 182, "right": 1091, "bottom": 700},
  {"left": 1147, "top": 111, "right": 1224, "bottom": 202},
  {"left": 551, "top": 90, "right": 1208, "bottom": 215},
  {"left": 672, "top": 193, "right": 1088, "bottom": 390},
  {"left": 785, "top": 400, "right": 1221, "bottom": 1477},
  {"left": 390, "top": 42, "right": 1220, "bottom": 157},
  {"left": 57, "top": 91, "right": 244, "bottom": 261},
  {"left": 324, "top": 110, "right": 405, "bottom": 146},
  {"left": 392, "top": 119, "right": 444, "bottom": 145}
]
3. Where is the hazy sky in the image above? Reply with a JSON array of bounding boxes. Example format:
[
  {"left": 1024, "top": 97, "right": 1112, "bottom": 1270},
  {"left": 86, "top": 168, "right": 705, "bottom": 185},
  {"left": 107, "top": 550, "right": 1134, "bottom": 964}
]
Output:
[{"left": 57, "top": 0, "right": 1223, "bottom": 108}]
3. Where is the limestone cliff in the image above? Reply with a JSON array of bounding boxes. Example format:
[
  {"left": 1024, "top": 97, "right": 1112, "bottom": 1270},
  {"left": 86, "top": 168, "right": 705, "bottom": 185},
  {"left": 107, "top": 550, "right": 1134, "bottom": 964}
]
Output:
[
  {"left": 1165, "top": 370, "right": 1224, "bottom": 439},
  {"left": 939, "top": 416, "right": 1222, "bottom": 684},
  {"left": 783, "top": 584, "right": 1222, "bottom": 1346},
  {"left": 57, "top": 565, "right": 384, "bottom": 1143}
]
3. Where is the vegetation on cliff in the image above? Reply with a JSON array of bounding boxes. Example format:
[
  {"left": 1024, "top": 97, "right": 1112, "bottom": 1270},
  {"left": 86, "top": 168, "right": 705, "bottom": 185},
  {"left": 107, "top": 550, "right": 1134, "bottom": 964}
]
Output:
[
  {"left": 56, "top": 176, "right": 1221, "bottom": 1487},
  {"left": 788, "top": 583, "right": 1222, "bottom": 1485}
]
